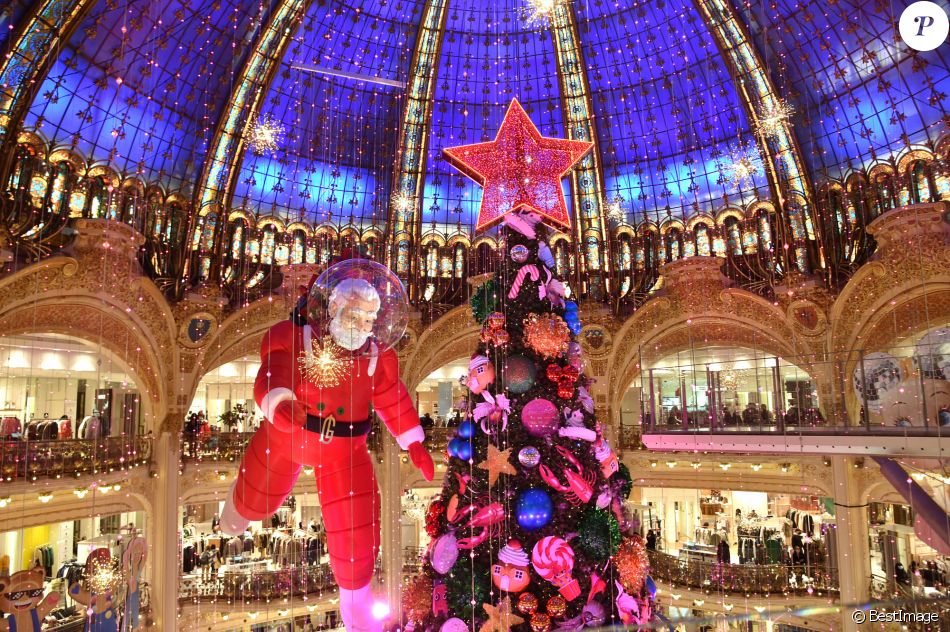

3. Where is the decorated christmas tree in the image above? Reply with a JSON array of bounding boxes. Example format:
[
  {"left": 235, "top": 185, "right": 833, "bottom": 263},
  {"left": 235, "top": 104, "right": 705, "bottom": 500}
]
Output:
[{"left": 398, "top": 100, "right": 653, "bottom": 631}]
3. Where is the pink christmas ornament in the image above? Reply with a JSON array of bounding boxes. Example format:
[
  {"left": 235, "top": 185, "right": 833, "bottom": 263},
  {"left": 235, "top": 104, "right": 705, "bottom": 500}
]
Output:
[
  {"left": 531, "top": 536, "right": 580, "bottom": 601},
  {"left": 521, "top": 398, "right": 559, "bottom": 438},
  {"left": 509, "top": 264, "right": 541, "bottom": 299},
  {"left": 430, "top": 533, "right": 458, "bottom": 574}
]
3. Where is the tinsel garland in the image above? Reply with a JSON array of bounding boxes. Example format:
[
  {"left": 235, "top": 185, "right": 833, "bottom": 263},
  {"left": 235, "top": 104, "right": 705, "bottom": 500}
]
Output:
[
  {"left": 403, "top": 573, "right": 433, "bottom": 622},
  {"left": 576, "top": 508, "right": 621, "bottom": 564},
  {"left": 615, "top": 535, "right": 649, "bottom": 593},
  {"left": 426, "top": 499, "right": 446, "bottom": 538},
  {"left": 470, "top": 279, "right": 499, "bottom": 324},
  {"left": 613, "top": 462, "right": 633, "bottom": 499},
  {"left": 445, "top": 560, "right": 490, "bottom": 619}
]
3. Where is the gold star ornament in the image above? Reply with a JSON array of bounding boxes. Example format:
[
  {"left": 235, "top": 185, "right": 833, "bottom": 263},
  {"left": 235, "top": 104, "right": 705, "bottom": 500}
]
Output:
[
  {"left": 477, "top": 443, "right": 517, "bottom": 487},
  {"left": 479, "top": 597, "right": 525, "bottom": 632}
]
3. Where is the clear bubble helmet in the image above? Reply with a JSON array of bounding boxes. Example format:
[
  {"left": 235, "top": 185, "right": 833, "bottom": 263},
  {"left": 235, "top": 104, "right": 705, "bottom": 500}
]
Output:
[{"left": 307, "top": 259, "right": 409, "bottom": 352}]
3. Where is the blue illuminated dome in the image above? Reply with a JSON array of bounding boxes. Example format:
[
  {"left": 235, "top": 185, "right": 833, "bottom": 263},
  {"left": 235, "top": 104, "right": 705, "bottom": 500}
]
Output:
[{"left": 3, "top": 0, "right": 948, "bottom": 301}]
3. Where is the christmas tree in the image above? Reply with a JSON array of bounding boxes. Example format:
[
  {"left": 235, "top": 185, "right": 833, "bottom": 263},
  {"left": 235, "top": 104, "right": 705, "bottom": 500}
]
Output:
[
  {"left": 399, "top": 99, "right": 653, "bottom": 631},
  {"left": 400, "top": 217, "right": 653, "bottom": 631}
]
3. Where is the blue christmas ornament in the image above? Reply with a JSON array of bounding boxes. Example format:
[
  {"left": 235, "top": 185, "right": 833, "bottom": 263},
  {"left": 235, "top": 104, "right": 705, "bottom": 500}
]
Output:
[
  {"left": 457, "top": 420, "right": 476, "bottom": 440},
  {"left": 645, "top": 575, "right": 657, "bottom": 598},
  {"left": 564, "top": 301, "right": 581, "bottom": 335},
  {"left": 516, "top": 488, "right": 553, "bottom": 531},
  {"left": 456, "top": 440, "right": 473, "bottom": 461},
  {"left": 447, "top": 438, "right": 462, "bottom": 458}
]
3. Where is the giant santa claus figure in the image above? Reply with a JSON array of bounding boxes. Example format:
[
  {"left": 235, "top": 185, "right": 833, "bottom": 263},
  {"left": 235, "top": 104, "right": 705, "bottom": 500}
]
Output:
[{"left": 220, "top": 258, "right": 434, "bottom": 632}]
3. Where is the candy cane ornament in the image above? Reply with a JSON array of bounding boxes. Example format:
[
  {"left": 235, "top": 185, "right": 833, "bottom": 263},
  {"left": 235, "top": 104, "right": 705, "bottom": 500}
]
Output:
[{"left": 508, "top": 264, "right": 540, "bottom": 299}]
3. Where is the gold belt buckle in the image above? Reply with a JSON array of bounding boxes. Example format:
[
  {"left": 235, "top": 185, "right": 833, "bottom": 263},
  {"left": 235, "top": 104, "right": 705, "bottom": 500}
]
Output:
[{"left": 319, "top": 415, "right": 336, "bottom": 444}]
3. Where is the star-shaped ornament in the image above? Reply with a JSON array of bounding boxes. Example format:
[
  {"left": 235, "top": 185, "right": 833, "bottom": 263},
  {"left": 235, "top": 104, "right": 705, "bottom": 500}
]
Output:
[
  {"left": 443, "top": 98, "right": 593, "bottom": 233},
  {"left": 479, "top": 597, "right": 525, "bottom": 632},
  {"left": 477, "top": 443, "right": 517, "bottom": 487}
]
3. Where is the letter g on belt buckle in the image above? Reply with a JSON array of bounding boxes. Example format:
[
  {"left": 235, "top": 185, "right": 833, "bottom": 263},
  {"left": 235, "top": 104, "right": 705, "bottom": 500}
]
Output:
[{"left": 319, "top": 415, "right": 336, "bottom": 444}]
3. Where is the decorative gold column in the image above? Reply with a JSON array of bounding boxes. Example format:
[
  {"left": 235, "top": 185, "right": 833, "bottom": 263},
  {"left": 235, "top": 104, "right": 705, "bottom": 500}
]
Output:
[
  {"left": 831, "top": 456, "right": 870, "bottom": 631},
  {"left": 150, "top": 428, "right": 182, "bottom": 630},
  {"left": 379, "top": 434, "right": 404, "bottom": 616},
  {"left": 550, "top": 2, "right": 611, "bottom": 299},
  {"left": 385, "top": 0, "right": 450, "bottom": 293}
]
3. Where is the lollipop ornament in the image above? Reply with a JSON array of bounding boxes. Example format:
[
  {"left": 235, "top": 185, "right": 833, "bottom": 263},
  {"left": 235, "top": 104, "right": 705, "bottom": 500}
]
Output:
[{"left": 531, "top": 536, "right": 581, "bottom": 600}]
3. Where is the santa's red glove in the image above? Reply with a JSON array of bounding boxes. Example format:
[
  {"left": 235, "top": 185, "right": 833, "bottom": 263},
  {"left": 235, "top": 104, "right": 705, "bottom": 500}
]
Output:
[
  {"left": 409, "top": 442, "right": 435, "bottom": 481},
  {"left": 270, "top": 399, "right": 309, "bottom": 432}
]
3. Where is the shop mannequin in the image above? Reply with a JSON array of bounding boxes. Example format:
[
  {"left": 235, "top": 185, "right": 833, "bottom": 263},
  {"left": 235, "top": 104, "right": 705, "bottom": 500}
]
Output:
[{"left": 58, "top": 415, "right": 72, "bottom": 440}]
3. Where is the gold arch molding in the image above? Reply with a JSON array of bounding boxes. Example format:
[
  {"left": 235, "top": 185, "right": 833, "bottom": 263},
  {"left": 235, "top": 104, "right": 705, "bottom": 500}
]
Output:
[
  {"left": 0, "top": 493, "right": 150, "bottom": 533},
  {"left": 0, "top": 299, "right": 165, "bottom": 425},
  {"left": 401, "top": 305, "right": 482, "bottom": 393}
]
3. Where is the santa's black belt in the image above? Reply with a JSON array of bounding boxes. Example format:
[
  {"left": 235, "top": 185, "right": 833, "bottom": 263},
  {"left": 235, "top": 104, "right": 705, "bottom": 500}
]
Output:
[{"left": 304, "top": 415, "right": 371, "bottom": 438}]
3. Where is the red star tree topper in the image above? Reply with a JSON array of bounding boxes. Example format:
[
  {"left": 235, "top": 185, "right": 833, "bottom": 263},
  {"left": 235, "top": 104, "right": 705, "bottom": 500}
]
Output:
[{"left": 443, "top": 99, "right": 593, "bottom": 233}]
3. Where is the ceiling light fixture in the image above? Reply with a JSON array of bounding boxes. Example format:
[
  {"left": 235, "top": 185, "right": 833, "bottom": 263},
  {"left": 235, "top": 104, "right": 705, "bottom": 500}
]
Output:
[
  {"left": 605, "top": 195, "right": 625, "bottom": 223},
  {"left": 721, "top": 144, "right": 762, "bottom": 187},
  {"left": 247, "top": 114, "right": 284, "bottom": 155},
  {"left": 756, "top": 98, "right": 794, "bottom": 139},
  {"left": 525, "top": 0, "right": 562, "bottom": 26}
]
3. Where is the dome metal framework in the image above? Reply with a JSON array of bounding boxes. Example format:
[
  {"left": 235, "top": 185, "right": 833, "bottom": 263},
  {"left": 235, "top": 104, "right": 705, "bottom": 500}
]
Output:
[{"left": 0, "top": 0, "right": 948, "bottom": 309}]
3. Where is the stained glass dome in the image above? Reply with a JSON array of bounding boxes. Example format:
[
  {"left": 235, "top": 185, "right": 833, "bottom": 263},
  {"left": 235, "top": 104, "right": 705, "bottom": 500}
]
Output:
[{"left": 13, "top": 0, "right": 945, "bottom": 233}]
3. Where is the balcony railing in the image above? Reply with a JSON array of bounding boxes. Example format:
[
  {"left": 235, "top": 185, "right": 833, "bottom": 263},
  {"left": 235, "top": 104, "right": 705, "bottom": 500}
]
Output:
[
  {"left": 181, "top": 432, "right": 254, "bottom": 463},
  {"left": 179, "top": 563, "right": 337, "bottom": 603},
  {"left": 0, "top": 436, "right": 152, "bottom": 483},
  {"left": 181, "top": 426, "right": 449, "bottom": 464},
  {"left": 637, "top": 339, "right": 950, "bottom": 437},
  {"left": 647, "top": 550, "right": 838, "bottom": 596}
]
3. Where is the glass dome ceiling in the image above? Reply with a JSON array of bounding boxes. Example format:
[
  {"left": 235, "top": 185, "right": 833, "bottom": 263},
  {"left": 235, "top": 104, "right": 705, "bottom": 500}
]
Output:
[{"left": 18, "top": 0, "right": 950, "bottom": 236}]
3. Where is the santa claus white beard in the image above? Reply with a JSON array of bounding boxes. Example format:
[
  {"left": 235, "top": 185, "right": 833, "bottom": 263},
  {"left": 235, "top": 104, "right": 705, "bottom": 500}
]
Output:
[{"left": 329, "top": 319, "right": 371, "bottom": 350}]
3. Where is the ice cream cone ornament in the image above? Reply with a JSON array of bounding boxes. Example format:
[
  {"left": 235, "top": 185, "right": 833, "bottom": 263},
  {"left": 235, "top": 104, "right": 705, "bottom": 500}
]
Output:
[
  {"left": 467, "top": 354, "right": 495, "bottom": 394},
  {"left": 594, "top": 436, "right": 619, "bottom": 478},
  {"left": 492, "top": 539, "right": 532, "bottom": 593}
]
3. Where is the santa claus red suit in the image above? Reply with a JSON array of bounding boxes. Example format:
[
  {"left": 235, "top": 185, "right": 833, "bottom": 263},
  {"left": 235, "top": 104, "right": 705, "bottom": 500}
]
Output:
[{"left": 220, "top": 274, "right": 433, "bottom": 632}]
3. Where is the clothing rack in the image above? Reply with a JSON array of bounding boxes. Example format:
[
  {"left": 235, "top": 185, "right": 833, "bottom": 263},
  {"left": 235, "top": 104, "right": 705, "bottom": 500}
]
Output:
[{"left": 33, "top": 544, "right": 54, "bottom": 577}]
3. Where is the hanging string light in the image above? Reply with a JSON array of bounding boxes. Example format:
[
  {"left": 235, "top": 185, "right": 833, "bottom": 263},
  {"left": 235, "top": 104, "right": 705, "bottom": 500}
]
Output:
[
  {"left": 247, "top": 113, "right": 285, "bottom": 155},
  {"left": 756, "top": 98, "right": 794, "bottom": 140}
]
